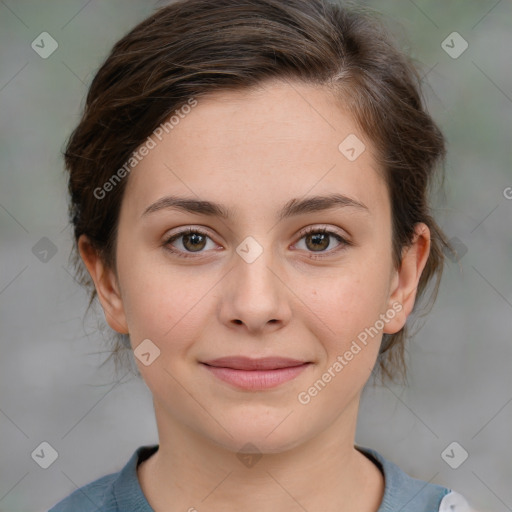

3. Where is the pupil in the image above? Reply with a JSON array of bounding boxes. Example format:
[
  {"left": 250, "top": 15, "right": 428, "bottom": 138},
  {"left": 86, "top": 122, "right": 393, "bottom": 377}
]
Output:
[
  {"left": 308, "top": 233, "right": 328, "bottom": 251},
  {"left": 181, "top": 232, "right": 330, "bottom": 253},
  {"left": 185, "top": 233, "right": 205, "bottom": 252}
]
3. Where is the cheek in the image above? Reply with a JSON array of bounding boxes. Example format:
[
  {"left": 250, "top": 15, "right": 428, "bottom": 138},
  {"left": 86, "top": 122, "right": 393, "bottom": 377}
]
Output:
[
  {"left": 305, "top": 279, "right": 387, "bottom": 404},
  {"left": 117, "top": 246, "right": 216, "bottom": 353},
  {"left": 309, "top": 260, "right": 391, "bottom": 367},
  {"left": 323, "top": 270, "right": 389, "bottom": 330}
]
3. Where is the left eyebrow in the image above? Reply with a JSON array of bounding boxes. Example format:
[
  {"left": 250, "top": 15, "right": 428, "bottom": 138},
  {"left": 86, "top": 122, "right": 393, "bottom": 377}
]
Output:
[
  {"left": 141, "top": 193, "right": 370, "bottom": 220},
  {"left": 277, "top": 193, "right": 370, "bottom": 221}
]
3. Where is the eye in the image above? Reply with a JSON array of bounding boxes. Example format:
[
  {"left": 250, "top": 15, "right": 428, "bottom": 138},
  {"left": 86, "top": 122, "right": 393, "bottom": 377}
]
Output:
[
  {"left": 163, "top": 227, "right": 219, "bottom": 258},
  {"left": 293, "top": 226, "right": 351, "bottom": 258},
  {"left": 163, "top": 226, "right": 351, "bottom": 260}
]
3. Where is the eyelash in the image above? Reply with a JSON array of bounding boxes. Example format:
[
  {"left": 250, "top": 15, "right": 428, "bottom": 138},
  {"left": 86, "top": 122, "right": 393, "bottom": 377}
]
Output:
[{"left": 163, "top": 226, "right": 351, "bottom": 260}]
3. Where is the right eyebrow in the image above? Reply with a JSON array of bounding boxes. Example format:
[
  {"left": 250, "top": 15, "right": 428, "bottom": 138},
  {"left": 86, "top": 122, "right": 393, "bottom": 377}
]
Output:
[{"left": 141, "top": 196, "right": 234, "bottom": 219}]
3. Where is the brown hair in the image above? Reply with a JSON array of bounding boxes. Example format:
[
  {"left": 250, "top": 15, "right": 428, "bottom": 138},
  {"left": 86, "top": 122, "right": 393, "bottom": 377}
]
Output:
[{"left": 64, "top": 0, "right": 453, "bottom": 384}]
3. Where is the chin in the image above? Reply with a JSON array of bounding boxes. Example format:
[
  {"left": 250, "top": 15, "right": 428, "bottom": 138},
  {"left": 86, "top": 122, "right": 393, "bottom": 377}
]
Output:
[{"left": 207, "top": 417, "right": 311, "bottom": 456}]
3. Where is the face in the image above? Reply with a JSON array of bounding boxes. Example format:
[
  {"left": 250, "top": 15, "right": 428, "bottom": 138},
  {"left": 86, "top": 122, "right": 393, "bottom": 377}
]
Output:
[{"left": 80, "top": 79, "right": 430, "bottom": 455}]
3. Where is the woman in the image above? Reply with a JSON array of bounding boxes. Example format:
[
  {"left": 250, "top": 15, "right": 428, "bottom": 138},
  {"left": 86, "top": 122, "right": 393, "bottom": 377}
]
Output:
[{"left": 50, "top": 0, "right": 472, "bottom": 510}]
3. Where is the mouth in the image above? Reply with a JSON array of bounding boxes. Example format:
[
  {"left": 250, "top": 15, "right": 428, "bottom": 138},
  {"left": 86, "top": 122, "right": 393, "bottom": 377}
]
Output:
[{"left": 200, "top": 356, "right": 312, "bottom": 390}]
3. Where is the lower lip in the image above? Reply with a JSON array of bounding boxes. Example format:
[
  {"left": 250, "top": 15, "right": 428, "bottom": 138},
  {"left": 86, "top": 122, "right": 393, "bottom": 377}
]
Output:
[{"left": 201, "top": 363, "right": 311, "bottom": 390}]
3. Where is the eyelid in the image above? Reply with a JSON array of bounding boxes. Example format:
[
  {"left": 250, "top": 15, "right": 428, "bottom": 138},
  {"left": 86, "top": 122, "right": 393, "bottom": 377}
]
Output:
[
  {"left": 163, "top": 224, "right": 351, "bottom": 258},
  {"left": 296, "top": 224, "right": 350, "bottom": 242},
  {"left": 292, "top": 225, "right": 352, "bottom": 258},
  {"left": 163, "top": 226, "right": 220, "bottom": 256},
  {"left": 164, "top": 225, "right": 214, "bottom": 239}
]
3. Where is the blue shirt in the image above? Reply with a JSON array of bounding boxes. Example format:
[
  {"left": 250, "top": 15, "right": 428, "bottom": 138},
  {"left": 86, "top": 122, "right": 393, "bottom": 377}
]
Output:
[{"left": 48, "top": 444, "right": 469, "bottom": 511}]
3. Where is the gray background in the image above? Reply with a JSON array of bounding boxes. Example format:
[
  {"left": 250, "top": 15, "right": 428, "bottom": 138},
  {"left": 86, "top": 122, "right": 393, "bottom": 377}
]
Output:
[{"left": 0, "top": 1, "right": 511, "bottom": 511}]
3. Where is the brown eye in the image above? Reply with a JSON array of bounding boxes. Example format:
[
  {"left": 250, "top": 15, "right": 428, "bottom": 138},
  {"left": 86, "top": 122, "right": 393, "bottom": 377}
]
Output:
[
  {"left": 304, "top": 231, "right": 330, "bottom": 251},
  {"left": 181, "top": 232, "right": 207, "bottom": 252},
  {"left": 294, "top": 227, "right": 351, "bottom": 258},
  {"left": 164, "top": 228, "right": 217, "bottom": 258}
]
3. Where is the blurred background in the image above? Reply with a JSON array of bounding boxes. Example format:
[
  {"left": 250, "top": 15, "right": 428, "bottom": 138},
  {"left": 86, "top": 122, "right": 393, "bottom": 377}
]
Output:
[{"left": 0, "top": 1, "right": 510, "bottom": 511}]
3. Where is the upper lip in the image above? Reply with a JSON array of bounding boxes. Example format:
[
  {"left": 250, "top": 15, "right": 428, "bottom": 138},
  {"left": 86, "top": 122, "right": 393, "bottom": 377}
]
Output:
[{"left": 201, "top": 356, "right": 309, "bottom": 370}]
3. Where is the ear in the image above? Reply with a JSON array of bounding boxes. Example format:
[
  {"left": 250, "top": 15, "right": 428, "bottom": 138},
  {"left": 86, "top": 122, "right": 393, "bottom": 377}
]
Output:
[
  {"left": 78, "top": 235, "right": 129, "bottom": 335},
  {"left": 383, "top": 223, "right": 431, "bottom": 335}
]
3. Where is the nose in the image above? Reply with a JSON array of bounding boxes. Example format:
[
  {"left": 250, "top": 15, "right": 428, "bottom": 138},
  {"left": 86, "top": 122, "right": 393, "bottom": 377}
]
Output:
[{"left": 217, "top": 240, "right": 292, "bottom": 334}]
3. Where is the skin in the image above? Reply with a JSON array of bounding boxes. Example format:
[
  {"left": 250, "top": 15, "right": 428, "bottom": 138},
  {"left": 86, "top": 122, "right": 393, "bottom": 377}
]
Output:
[{"left": 79, "top": 79, "right": 430, "bottom": 512}]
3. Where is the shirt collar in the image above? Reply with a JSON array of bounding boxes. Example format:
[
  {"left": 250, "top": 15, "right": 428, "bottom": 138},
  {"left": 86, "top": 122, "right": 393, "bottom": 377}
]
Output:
[
  {"left": 113, "top": 443, "right": 448, "bottom": 512},
  {"left": 356, "top": 445, "right": 450, "bottom": 512},
  {"left": 112, "top": 444, "right": 159, "bottom": 512}
]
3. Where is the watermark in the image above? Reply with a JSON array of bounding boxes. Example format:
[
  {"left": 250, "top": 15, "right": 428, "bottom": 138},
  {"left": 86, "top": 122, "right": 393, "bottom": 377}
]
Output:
[
  {"left": 32, "top": 236, "right": 58, "bottom": 263},
  {"left": 443, "top": 236, "right": 468, "bottom": 263},
  {"left": 93, "top": 97, "right": 198, "bottom": 200},
  {"left": 236, "top": 442, "right": 263, "bottom": 468},
  {"left": 31, "top": 32, "right": 58, "bottom": 59},
  {"left": 297, "top": 301, "right": 403, "bottom": 405},
  {"left": 236, "top": 236, "right": 264, "bottom": 263},
  {"left": 338, "top": 133, "right": 366, "bottom": 162},
  {"left": 134, "top": 338, "right": 161, "bottom": 366},
  {"left": 31, "top": 441, "right": 59, "bottom": 469},
  {"left": 441, "top": 31, "right": 468, "bottom": 59},
  {"left": 504, "top": 186, "right": 512, "bottom": 200},
  {"left": 441, "top": 441, "right": 469, "bottom": 469}
]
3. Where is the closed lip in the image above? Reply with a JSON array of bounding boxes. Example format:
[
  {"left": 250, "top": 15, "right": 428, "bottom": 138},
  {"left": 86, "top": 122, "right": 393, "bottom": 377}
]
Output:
[{"left": 201, "top": 356, "right": 309, "bottom": 371}]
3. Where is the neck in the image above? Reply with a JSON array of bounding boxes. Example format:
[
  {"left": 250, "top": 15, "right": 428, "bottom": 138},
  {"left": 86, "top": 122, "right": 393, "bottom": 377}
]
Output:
[{"left": 137, "top": 395, "right": 384, "bottom": 512}]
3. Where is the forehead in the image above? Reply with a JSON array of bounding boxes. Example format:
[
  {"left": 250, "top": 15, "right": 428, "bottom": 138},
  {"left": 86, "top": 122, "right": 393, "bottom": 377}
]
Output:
[{"left": 122, "top": 80, "right": 389, "bottom": 222}]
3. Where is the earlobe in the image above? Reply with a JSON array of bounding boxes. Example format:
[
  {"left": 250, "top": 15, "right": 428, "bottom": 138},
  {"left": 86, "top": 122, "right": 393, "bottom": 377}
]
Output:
[
  {"left": 78, "top": 235, "right": 129, "bottom": 335},
  {"left": 383, "top": 223, "right": 431, "bottom": 335}
]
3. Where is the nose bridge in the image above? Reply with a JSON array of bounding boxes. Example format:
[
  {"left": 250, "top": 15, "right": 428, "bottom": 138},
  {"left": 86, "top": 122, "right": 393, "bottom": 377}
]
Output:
[{"left": 220, "top": 234, "right": 290, "bottom": 330}]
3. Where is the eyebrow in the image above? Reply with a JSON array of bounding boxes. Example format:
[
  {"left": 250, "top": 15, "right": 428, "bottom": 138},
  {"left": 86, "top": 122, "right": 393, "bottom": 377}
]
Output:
[{"left": 141, "top": 193, "right": 370, "bottom": 221}]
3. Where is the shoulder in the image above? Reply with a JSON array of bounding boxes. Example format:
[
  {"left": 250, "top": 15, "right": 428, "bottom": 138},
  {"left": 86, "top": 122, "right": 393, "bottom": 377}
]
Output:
[
  {"left": 356, "top": 446, "right": 472, "bottom": 512},
  {"left": 47, "top": 472, "right": 119, "bottom": 512},
  {"left": 48, "top": 444, "right": 159, "bottom": 512}
]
